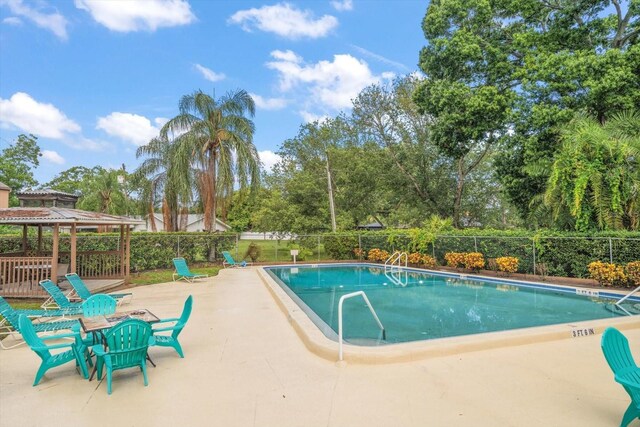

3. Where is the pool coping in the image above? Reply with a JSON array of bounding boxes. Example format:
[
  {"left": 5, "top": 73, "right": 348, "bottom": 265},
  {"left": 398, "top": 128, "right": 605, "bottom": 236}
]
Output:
[{"left": 257, "top": 264, "right": 640, "bottom": 364}]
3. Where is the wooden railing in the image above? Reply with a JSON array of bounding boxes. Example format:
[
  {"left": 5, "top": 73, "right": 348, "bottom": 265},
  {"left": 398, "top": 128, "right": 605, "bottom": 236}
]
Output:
[
  {"left": 75, "top": 251, "right": 122, "bottom": 278},
  {"left": 0, "top": 256, "right": 53, "bottom": 297}
]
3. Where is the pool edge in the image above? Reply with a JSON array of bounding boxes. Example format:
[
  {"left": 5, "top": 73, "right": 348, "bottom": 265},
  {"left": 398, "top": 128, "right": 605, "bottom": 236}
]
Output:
[{"left": 257, "top": 265, "right": 640, "bottom": 364}]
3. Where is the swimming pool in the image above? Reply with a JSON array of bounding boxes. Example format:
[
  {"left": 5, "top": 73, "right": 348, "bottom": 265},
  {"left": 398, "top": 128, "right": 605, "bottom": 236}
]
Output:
[{"left": 265, "top": 264, "right": 635, "bottom": 345}]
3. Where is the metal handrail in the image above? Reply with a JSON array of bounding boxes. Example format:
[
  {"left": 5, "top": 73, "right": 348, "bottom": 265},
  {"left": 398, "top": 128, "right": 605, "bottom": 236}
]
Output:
[
  {"left": 615, "top": 285, "right": 640, "bottom": 315},
  {"left": 384, "top": 251, "right": 407, "bottom": 272},
  {"left": 338, "top": 291, "right": 385, "bottom": 361}
]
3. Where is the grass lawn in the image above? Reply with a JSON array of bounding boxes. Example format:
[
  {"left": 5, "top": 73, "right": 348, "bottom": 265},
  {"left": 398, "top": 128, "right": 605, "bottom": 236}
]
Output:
[
  {"left": 5, "top": 265, "right": 221, "bottom": 310},
  {"left": 233, "top": 239, "right": 334, "bottom": 262}
]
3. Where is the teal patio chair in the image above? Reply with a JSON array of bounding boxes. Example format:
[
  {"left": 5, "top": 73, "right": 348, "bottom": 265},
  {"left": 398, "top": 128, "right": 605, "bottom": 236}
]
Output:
[
  {"left": 65, "top": 273, "right": 132, "bottom": 305},
  {"left": 39, "top": 279, "right": 83, "bottom": 311},
  {"left": 601, "top": 327, "right": 640, "bottom": 427},
  {"left": 172, "top": 258, "right": 208, "bottom": 283},
  {"left": 18, "top": 314, "right": 88, "bottom": 385},
  {"left": 151, "top": 295, "right": 193, "bottom": 358},
  {"left": 81, "top": 294, "right": 117, "bottom": 317},
  {"left": 94, "top": 319, "right": 154, "bottom": 395},
  {"left": 221, "top": 251, "right": 249, "bottom": 268},
  {"left": 0, "top": 295, "right": 82, "bottom": 319},
  {"left": 0, "top": 304, "right": 80, "bottom": 350}
]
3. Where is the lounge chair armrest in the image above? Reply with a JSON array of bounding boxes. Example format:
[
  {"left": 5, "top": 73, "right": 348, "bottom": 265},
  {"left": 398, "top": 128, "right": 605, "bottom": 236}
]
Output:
[
  {"left": 92, "top": 345, "right": 107, "bottom": 356},
  {"left": 41, "top": 332, "right": 78, "bottom": 341},
  {"left": 35, "top": 342, "right": 75, "bottom": 351},
  {"left": 153, "top": 326, "right": 177, "bottom": 333},
  {"left": 153, "top": 317, "right": 180, "bottom": 324},
  {"left": 148, "top": 336, "right": 156, "bottom": 346}
]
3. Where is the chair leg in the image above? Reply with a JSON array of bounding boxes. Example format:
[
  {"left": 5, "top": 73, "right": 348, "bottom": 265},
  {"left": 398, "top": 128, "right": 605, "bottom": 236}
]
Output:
[
  {"left": 141, "top": 360, "right": 149, "bottom": 386},
  {"left": 73, "top": 348, "right": 89, "bottom": 379},
  {"left": 621, "top": 402, "right": 640, "bottom": 427},
  {"left": 106, "top": 369, "right": 112, "bottom": 395},
  {"left": 33, "top": 362, "right": 49, "bottom": 386},
  {"left": 173, "top": 341, "right": 184, "bottom": 358}
]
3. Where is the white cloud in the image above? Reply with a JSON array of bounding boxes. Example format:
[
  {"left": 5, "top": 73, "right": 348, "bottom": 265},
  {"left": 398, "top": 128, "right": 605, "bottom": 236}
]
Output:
[
  {"left": 42, "top": 150, "right": 65, "bottom": 165},
  {"left": 259, "top": 150, "right": 281, "bottom": 171},
  {"left": 0, "top": 0, "right": 68, "bottom": 39},
  {"left": 194, "top": 64, "right": 225, "bottom": 82},
  {"left": 64, "top": 136, "right": 110, "bottom": 152},
  {"left": 250, "top": 93, "right": 288, "bottom": 110},
  {"left": 331, "top": 0, "right": 353, "bottom": 12},
  {"left": 96, "top": 112, "right": 161, "bottom": 146},
  {"left": 229, "top": 2, "right": 337, "bottom": 39},
  {"left": 0, "top": 92, "right": 80, "bottom": 138},
  {"left": 75, "top": 0, "right": 195, "bottom": 32},
  {"left": 2, "top": 16, "right": 22, "bottom": 25},
  {"left": 300, "top": 111, "right": 329, "bottom": 124},
  {"left": 154, "top": 117, "right": 168, "bottom": 127},
  {"left": 266, "top": 50, "right": 392, "bottom": 110}
]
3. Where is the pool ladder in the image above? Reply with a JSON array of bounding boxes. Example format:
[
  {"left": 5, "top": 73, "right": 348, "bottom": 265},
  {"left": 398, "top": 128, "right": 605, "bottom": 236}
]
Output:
[
  {"left": 338, "top": 291, "right": 385, "bottom": 361},
  {"left": 614, "top": 284, "right": 640, "bottom": 316},
  {"left": 384, "top": 251, "right": 407, "bottom": 272}
]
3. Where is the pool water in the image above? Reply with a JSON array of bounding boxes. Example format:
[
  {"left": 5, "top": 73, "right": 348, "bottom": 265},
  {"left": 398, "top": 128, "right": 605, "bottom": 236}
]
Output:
[{"left": 266, "top": 264, "right": 629, "bottom": 345}]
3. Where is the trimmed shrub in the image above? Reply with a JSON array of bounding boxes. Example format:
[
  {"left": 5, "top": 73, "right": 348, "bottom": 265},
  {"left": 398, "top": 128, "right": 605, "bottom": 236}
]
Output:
[
  {"left": 367, "top": 248, "right": 390, "bottom": 262},
  {"left": 496, "top": 256, "right": 519, "bottom": 275},
  {"left": 444, "top": 252, "right": 465, "bottom": 268},
  {"left": 464, "top": 252, "right": 485, "bottom": 271},
  {"left": 588, "top": 261, "right": 626, "bottom": 287},
  {"left": 625, "top": 261, "right": 640, "bottom": 287},
  {"left": 421, "top": 255, "right": 437, "bottom": 268}
]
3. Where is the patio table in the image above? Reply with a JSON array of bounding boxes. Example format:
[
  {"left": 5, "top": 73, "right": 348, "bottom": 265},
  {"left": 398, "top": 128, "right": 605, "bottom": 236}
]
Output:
[{"left": 79, "top": 309, "right": 160, "bottom": 380}]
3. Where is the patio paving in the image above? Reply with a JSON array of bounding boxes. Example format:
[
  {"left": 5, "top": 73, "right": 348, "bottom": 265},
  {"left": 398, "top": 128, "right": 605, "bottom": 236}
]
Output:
[{"left": 1, "top": 267, "right": 639, "bottom": 427}]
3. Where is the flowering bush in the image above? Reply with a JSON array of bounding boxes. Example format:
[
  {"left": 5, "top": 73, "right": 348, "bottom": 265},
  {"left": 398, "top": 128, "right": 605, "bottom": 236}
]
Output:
[
  {"left": 626, "top": 261, "right": 640, "bottom": 287},
  {"left": 588, "top": 261, "right": 626, "bottom": 287},
  {"left": 444, "top": 252, "right": 465, "bottom": 268},
  {"left": 408, "top": 252, "right": 423, "bottom": 264},
  {"left": 367, "top": 248, "right": 390, "bottom": 263},
  {"left": 464, "top": 252, "right": 485, "bottom": 271},
  {"left": 421, "top": 255, "right": 437, "bottom": 269},
  {"left": 496, "top": 256, "right": 519, "bottom": 275},
  {"left": 353, "top": 248, "right": 365, "bottom": 259}
]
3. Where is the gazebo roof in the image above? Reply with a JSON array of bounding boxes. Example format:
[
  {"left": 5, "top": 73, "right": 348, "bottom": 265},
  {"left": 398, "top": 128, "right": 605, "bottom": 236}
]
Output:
[
  {"left": 0, "top": 207, "right": 144, "bottom": 226},
  {"left": 16, "top": 188, "right": 77, "bottom": 198}
]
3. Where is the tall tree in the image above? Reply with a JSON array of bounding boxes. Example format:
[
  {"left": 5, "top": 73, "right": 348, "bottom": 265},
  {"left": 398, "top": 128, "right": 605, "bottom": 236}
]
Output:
[
  {"left": 414, "top": 1, "right": 513, "bottom": 227},
  {"left": 544, "top": 111, "right": 640, "bottom": 231},
  {"left": 161, "top": 89, "right": 260, "bottom": 231},
  {"left": 135, "top": 135, "right": 193, "bottom": 231},
  {"left": 0, "top": 134, "right": 41, "bottom": 206}
]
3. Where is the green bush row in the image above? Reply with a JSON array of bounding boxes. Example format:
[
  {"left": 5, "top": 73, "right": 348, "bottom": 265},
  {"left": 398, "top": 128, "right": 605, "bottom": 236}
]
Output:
[{"left": 0, "top": 232, "right": 237, "bottom": 271}]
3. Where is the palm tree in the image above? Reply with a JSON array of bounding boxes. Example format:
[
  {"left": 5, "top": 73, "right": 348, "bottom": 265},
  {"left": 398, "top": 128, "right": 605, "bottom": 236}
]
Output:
[
  {"left": 544, "top": 111, "right": 640, "bottom": 231},
  {"left": 160, "top": 89, "right": 260, "bottom": 231},
  {"left": 135, "top": 135, "right": 193, "bottom": 231}
]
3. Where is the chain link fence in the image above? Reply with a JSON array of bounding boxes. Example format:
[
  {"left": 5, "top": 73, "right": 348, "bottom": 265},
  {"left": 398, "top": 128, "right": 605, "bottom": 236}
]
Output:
[{"left": 1, "top": 233, "right": 639, "bottom": 278}]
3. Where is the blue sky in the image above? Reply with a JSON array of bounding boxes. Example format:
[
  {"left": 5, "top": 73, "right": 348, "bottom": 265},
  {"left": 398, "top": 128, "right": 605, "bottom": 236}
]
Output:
[{"left": 0, "top": 0, "right": 427, "bottom": 184}]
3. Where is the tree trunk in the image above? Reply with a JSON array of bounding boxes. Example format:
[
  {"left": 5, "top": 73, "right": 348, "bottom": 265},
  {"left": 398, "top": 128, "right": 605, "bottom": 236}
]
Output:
[
  {"left": 453, "top": 157, "right": 466, "bottom": 228},
  {"left": 162, "top": 198, "right": 172, "bottom": 231},
  {"left": 210, "top": 150, "right": 217, "bottom": 232},
  {"left": 326, "top": 157, "right": 337, "bottom": 232},
  {"left": 148, "top": 202, "right": 157, "bottom": 232}
]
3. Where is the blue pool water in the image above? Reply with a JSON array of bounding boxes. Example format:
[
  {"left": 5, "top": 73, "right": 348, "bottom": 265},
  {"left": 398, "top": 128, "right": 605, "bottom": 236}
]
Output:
[{"left": 266, "top": 264, "right": 631, "bottom": 345}]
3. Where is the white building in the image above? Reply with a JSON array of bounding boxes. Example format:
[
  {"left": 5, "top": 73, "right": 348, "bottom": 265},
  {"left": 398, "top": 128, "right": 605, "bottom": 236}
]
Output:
[{"left": 132, "top": 214, "right": 231, "bottom": 232}]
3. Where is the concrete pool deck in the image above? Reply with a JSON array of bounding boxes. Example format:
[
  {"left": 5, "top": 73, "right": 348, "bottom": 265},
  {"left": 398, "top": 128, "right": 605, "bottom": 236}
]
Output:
[{"left": 1, "top": 267, "right": 640, "bottom": 426}]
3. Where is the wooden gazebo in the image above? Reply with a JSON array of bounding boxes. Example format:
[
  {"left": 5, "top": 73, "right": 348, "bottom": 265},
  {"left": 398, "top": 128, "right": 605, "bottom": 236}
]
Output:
[{"left": 0, "top": 207, "right": 143, "bottom": 298}]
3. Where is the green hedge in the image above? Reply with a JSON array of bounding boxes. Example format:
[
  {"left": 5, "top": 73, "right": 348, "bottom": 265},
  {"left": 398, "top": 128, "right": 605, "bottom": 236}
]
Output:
[
  {"left": 0, "top": 232, "right": 236, "bottom": 271},
  {"left": 1, "top": 229, "right": 638, "bottom": 278}
]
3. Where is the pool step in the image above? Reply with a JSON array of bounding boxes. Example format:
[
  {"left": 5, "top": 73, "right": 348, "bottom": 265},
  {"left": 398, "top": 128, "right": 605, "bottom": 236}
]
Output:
[
  {"left": 345, "top": 337, "right": 386, "bottom": 346},
  {"left": 605, "top": 303, "right": 640, "bottom": 316}
]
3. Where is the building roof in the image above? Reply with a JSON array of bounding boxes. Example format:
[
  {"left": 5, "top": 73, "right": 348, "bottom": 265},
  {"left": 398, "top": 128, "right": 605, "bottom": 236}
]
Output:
[
  {"left": 16, "top": 189, "right": 78, "bottom": 198},
  {"left": 0, "top": 207, "right": 144, "bottom": 226},
  {"left": 0, "top": 182, "right": 10, "bottom": 191}
]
